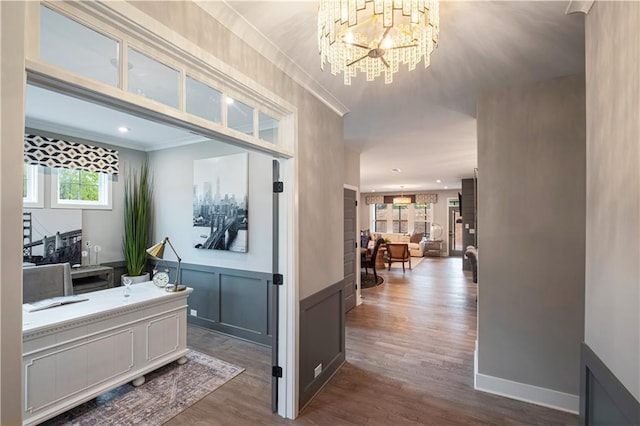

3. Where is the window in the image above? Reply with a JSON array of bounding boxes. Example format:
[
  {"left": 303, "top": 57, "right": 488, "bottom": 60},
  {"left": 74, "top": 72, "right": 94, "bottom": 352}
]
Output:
[
  {"left": 51, "top": 168, "right": 112, "bottom": 209},
  {"left": 413, "top": 202, "right": 433, "bottom": 237},
  {"left": 23, "top": 164, "right": 44, "bottom": 208},
  {"left": 227, "top": 98, "right": 254, "bottom": 136},
  {"left": 186, "top": 76, "right": 222, "bottom": 123},
  {"left": 392, "top": 204, "right": 408, "bottom": 233},
  {"left": 374, "top": 203, "right": 387, "bottom": 232}
]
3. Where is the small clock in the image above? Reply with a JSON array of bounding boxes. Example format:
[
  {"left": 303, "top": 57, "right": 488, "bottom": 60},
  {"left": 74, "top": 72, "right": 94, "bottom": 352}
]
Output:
[{"left": 152, "top": 270, "right": 170, "bottom": 288}]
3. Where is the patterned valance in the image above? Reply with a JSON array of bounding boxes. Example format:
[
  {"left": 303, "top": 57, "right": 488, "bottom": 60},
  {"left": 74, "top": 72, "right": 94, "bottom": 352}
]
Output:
[
  {"left": 415, "top": 193, "right": 438, "bottom": 204},
  {"left": 365, "top": 195, "right": 384, "bottom": 205},
  {"left": 24, "top": 134, "right": 119, "bottom": 175}
]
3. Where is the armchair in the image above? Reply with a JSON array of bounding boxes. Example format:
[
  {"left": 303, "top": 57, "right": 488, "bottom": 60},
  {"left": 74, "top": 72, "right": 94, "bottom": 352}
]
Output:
[{"left": 384, "top": 243, "right": 411, "bottom": 272}]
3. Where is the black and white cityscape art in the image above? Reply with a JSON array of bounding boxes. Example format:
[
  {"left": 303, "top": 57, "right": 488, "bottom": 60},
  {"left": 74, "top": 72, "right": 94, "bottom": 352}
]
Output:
[{"left": 193, "top": 153, "right": 248, "bottom": 253}]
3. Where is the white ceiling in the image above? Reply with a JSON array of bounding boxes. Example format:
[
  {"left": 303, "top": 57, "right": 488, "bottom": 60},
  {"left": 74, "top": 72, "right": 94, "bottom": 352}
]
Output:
[
  {"left": 25, "top": 1, "right": 585, "bottom": 192},
  {"left": 223, "top": 1, "right": 585, "bottom": 192},
  {"left": 25, "top": 85, "right": 207, "bottom": 151}
]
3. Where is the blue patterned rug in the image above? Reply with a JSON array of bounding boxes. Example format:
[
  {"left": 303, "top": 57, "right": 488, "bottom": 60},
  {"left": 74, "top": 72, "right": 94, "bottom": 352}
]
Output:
[{"left": 43, "top": 351, "right": 244, "bottom": 426}]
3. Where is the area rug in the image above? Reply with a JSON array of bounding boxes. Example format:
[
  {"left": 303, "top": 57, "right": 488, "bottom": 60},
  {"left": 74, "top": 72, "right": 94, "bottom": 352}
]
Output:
[
  {"left": 361, "top": 272, "right": 384, "bottom": 288},
  {"left": 389, "top": 256, "right": 424, "bottom": 270},
  {"left": 43, "top": 351, "right": 244, "bottom": 426}
]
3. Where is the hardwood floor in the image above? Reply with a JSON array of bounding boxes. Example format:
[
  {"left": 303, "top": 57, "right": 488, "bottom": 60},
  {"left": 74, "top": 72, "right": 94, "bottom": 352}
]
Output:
[{"left": 168, "top": 257, "right": 577, "bottom": 425}]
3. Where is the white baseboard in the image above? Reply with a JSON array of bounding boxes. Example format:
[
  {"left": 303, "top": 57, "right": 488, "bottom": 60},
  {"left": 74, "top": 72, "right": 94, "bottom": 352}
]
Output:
[{"left": 474, "top": 372, "right": 579, "bottom": 414}]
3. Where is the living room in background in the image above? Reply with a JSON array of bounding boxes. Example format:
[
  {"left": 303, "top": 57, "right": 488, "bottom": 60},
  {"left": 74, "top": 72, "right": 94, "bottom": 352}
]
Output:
[
  {"left": 374, "top": 203, "right": 387, "bottom": 232},
  {"left": 392, "top": 204, "right": 408, "bottom": 233}
]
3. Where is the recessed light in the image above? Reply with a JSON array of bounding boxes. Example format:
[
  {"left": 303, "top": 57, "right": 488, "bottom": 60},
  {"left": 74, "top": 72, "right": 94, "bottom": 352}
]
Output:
[
  {"left": 226, "top": 97, "right": 234, "bottom": 105},
  {"left": 118, "top": 126, "right": 130, "bottom": 133},
  {"left": 391, "top": 168, "right": 401, "bottom": 173},
  {"left": 371, "top": 190, "right": 376, "bottom": 192},
  {"left": 436, "top": 179, "right": 441, "bottom": 183},
  {"left": 444, "top": 186, "right": 449, "bottom": 189}
]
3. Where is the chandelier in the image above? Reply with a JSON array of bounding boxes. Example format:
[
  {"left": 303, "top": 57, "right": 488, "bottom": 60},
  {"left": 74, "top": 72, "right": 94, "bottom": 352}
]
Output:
[
  {"left": 393, "top": 186, "right": 411, "bottom": 205},
  {"left": 318, "top": 0, "right": 439, "bottom": 85}
]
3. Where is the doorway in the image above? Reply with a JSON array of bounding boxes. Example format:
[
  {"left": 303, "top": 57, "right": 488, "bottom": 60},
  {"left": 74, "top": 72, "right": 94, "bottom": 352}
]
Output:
[{"left": 448, "top": 206, "right": 463, "bottom": 256}]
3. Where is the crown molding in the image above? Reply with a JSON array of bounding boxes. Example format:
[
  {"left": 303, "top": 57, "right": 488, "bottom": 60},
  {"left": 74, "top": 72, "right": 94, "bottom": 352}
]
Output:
[
  {"left": 566, "top": 0, "right": 595, "bottom": 15},
  {"left": 194, "top": 1, "right": 349, "bottom": 117}
]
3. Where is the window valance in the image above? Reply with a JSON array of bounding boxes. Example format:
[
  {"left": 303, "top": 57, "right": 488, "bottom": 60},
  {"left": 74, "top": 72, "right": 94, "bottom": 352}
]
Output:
[
  {"left": 415, "top": 193, "right": 437, "bottom": 204},
  {"left": 365, "top": 193, "right": 438, "bottom": 205},
  {"left": 365, "top": 195, "right": 384, "bottom": 205},
  {"left": 24, "top": 134, "right": 119, "bottom": 175}
]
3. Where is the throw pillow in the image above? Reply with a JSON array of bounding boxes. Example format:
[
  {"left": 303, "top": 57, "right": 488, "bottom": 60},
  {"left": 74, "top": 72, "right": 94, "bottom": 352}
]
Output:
[{"left": 410, "top": 232, "right": 424, "bottom": 244}]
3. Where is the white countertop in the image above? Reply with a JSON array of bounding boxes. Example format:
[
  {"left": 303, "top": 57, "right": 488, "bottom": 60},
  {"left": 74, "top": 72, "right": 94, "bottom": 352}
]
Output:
[{"left": 23, "top": 282, "right": 193, "bottom": 335}]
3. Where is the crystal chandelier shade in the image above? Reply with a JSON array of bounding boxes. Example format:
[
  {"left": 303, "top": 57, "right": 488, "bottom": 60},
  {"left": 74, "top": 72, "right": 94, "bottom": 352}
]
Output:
[{"left": 318, "top": 0, "right": 439, "bottom": 85}]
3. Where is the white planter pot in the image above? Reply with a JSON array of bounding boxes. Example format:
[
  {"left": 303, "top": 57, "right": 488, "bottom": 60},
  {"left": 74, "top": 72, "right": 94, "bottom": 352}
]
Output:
[{"left": 121, "top": 273, "right": 150, "bottom": 285}]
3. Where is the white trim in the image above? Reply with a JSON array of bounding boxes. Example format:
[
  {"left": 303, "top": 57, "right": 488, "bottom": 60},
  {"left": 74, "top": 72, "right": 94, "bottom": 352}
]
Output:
[
  {"left": 195, "top": 1, "right": 349, "bottom": 118},
  {"left": 474, "top": 372, "right": 579, "bottom": 414},
  {"left": 279, "top": 157, "right": 298, "bottom": 418}
]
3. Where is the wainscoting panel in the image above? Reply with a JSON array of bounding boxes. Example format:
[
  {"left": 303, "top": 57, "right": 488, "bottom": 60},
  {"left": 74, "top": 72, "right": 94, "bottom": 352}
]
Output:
[
  {"left": 579, "top": 343, "right": 640, "bottom": 426},
  {"left": 167, "top": 263, "right": 272, "bottom": 346},
  {"left": 299, "top": 280, "right": 345, "bottom": 410}
]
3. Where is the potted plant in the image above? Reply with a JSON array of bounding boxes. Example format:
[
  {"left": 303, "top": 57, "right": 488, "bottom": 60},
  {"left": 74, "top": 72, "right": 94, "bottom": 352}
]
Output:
[{"left": 122, "top": 161, "right": 153, "bottom": 284}]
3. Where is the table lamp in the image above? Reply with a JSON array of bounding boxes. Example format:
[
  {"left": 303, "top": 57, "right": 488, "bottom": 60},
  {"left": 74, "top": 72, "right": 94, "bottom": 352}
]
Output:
[{"left": 146, "top": 237, "right": 185, "bottom": 292}]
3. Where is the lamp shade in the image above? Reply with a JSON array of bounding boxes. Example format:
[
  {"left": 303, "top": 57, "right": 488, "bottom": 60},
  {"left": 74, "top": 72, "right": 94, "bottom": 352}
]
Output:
[
  {"left": 393, "top": 196, "right": 412, "bottom": 206},
  {"left": 146, "top": 240, "right": 166, "bottom": 259}
]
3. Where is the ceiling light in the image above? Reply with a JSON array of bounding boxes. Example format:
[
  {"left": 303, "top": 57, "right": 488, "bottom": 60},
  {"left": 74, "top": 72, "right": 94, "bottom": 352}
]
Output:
[
  {"left": 118, "top": 126, "right": 130, "bottom": 133},
  {"left": 391, "top": 168, "right": 401, "bottom": 173},
  {"left": 436, "top": 179, "right": 441, "bottom": 183},
  {"left": 444, "top": 186, "right": 448, "bottom": 189},
  {"left": 318, "top": 0, "right": 440, "bottom": 85}
]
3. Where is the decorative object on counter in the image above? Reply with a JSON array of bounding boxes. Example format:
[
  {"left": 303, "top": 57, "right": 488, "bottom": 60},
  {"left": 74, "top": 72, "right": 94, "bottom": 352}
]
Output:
[
  {"left": 122, "top": 161, "right": 152, "bottom": 284},
  {"left": 81, "top": 250, "right": 88, "bottom": 267},
  {"left": 93, "top": 245, "right": 101, "bottom": 265},
  {"left": 122, "top": 276, "right": 132, "bottom": 298},
  {"left": 151, "top": 267, "right": 170, "bottom": 288},
  {"left": 147, "top": 237, "right": 185, "bottom": 292}
]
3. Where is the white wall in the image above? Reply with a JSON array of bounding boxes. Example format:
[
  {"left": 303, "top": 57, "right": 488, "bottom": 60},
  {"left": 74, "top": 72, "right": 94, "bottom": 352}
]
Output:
[
  {"left": 149, "top": 140, "right": 273, "bottom": 273},
  {"left": 343, "top": 147, "right": 360, "bottom": 188},
  {"left": 585, "top": 1, "right": 640, "bottom": 401}
]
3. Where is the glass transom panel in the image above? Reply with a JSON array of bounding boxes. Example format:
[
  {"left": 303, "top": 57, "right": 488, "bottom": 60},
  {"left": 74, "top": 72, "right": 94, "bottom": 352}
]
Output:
[
  {"left": 128, "top": 47, "right": 179, "bottom": 108},
  {"left": 227, "top": 99, "right": 254, "bottom": 136},
  {"left": 40, "top": 6, "right": 119, "bottom": 87},
  {"left": 186, "top": 77, "right": 222, "bottom": 124}
]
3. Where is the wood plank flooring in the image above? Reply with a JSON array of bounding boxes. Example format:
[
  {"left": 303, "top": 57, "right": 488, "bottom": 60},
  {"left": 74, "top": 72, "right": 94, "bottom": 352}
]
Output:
[{"left": 168, "top": 257, "right": 577, "bottom": 425}]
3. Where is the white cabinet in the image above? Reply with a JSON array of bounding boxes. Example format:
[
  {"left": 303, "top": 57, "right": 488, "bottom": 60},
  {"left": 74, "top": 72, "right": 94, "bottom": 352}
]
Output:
[{"left": 22, "top": 283, "right": 192, "bottom": 426}]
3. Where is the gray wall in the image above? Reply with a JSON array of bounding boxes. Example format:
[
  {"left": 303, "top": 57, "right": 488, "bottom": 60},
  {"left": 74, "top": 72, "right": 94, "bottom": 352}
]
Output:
[
  {"left": 343, "top": 146, "right": 360, "bottom": 188},
  {"left": 148, "top": 140, "right": 273, "bottom": 273},
  {"left": 182, "top": 263, "right": 273, "bottom": 345},
  {"left": 131, "top": 2, "right": 345, "bottom": 301},
  {"left": 584, "top": 1, "right": 640, "bottom": 402},
  {"left": 477, "top": 74, "right": 586, "bottom": 395},
  {"left": 25, "top": 128, "right": 147, "bottom": 265}
]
